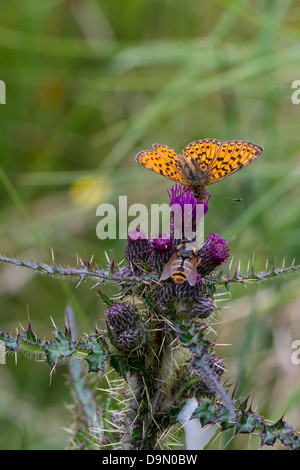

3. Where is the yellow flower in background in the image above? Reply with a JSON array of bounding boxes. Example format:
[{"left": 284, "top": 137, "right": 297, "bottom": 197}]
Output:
[{"left": 70, "top": 176, "right": 111, "bottom": 207}]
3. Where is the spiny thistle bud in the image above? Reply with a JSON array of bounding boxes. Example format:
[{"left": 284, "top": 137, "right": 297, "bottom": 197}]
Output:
[
  {"left": 107, "top": 303, "right": 138, "bottom": 332},
  {"left": 175, "top": 275, "right": 204, "bottom": 301},
  {"left": 153, "top": 281, "right": 176, "bottom": 314},
  {"left": 125, "top": 229, "right": 151, "bottom": 268},
  {"left": 197, "top": 233, "right": 229, "bottom": 276},
  {"left": 189, "top": 296, "right": 215, "bottom": 318},
  {"left": 117, "top": 328, "right": 142, "bottom": 351},
  {"left": 150, "top": 233, "right": 175, "bottom": 272}
]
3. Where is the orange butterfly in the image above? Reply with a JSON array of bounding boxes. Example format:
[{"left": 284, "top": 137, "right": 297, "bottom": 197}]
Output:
[{"left": 136, "top": 139, "right": 263, "bottom": 201}]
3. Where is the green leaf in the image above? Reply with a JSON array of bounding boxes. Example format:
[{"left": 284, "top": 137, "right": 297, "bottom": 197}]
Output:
[
  {"left": 235, "top": 412, "right": 261, "bottom": 435},
  {"left": 85, "top": 335, "right": 108, "bottom": 373},
  {"left": 260, "top": 425, "right": 277, "bottom": 447},
  {"left": 45, "top": 329, "right": 76, "bottom": 370},
  {"left": 98, "top": 290, "right": 114, "bottom": 307},
  {"left": 193, "top": 401, "right": 218, "bottom": 426},
  {"left": 0, "top": 326, "right": 109, "bottom": 374},
  {"left": 0, "top": 331, "right": 19, "bottom": 351},
  {"left": 109, "top": 354, "right": 128, "bottom": 377}
]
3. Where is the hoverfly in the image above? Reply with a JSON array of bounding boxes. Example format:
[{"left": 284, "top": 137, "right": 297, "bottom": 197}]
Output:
[{"left": 159, "top": 240, "right": 201, "bottom": 286}]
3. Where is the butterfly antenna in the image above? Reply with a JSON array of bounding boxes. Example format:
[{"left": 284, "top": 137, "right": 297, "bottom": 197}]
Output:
[{"left": 211, "top": 194, "right": 243, "bottom": 202}]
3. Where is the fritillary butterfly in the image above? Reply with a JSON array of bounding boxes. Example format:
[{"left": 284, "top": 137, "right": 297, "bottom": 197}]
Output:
[{"left": 136, "top": 139, "right": 263, "bottom": 201}]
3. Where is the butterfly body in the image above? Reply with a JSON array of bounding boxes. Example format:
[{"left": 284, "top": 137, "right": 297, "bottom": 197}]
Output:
[
  {"left": 136, "top": 138, "right": 263, "bottom": 201},
  {"left": 159, "top": 240, "right": 201, "bottom": 286},
  {"left": 177, "top": 154, "right": 209, "bottom": 200}
]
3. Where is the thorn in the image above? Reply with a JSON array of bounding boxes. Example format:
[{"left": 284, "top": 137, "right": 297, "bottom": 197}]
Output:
[
  {"left": 75, "top": 275, "right": 86, "bottom": 288},
  {"left": 104, "top": 251, "right": 110, "bottom": 264},
  {"left": 91, "top": 281, "right": 102, "bottom": 290},
  {"left": 49, "top": 366, "right": 55, "bottom": 383},
  {"left": 50, "top": 316, "right": 57, "bottom": 330},
  {"left": 231, "top": 379, "right": 239, "bottom": 399},
  {"left": 51, "top": 248, "right": 55, "bottom": 266},
  {"left": 27, "top": 305, "right": 31, "bottom": 330},
  {"left": 228, "top": 256, "right": 234, "bottom": 276},
  {"left": 251, "top": 252, "right": 255, "bottom": 274},
  {"left": 265, "top": 258, "right": 268, "bottom": 273},
  {"left": 240, "top": 394, "right": 251, "bottom": 411},
  {"left": 246, "top": 259, "right": 250, "bottom": 276}
]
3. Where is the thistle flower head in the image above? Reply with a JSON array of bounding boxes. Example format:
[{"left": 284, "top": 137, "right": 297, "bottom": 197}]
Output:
[
  {"left": 167, "top": 184, "right": 210, "bottom": 215},
  {"left": 197, "top": 233, "right": 230, "bottom": 276},
  {"left": 150, "top": 233, "right": 175, "bottom": 272},
  {"left": 151, "top": 233, "right": 173, "bottom": 251},
  {"left": 125, "top": 229, "right": 151, "bottom": 268},
  {"left": 167, "top": 184, "right": 210, "bottom": 241},
  {"left": 207, "top": 234, "right": 230, "bottom": 264}
]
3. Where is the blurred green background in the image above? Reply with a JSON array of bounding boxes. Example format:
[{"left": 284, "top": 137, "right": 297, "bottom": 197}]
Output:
[{"left": 0, "top": 0, "right": 300, "bottom": 450}]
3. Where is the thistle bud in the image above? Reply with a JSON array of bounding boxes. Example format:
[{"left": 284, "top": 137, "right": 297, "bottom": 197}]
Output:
[
  {"left": 175, "top": 275, "right": 204, "bottom": 301},
  {"left": 189, "top": 296, "right": 215, "bottom": 318},
  {"left": 117, "top": 328, "right": 142, "bottom": 351},
  {"left": 107, "top": 303, "right": 138, "bottom": 332},
  {"left": 153, "top": 281, "right": 176, "bottom": 314}
]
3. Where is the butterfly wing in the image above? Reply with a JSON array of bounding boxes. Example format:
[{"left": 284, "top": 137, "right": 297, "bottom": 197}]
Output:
[
  {"left": 136, "top": 144, "right": 186, "bottom": 184},
  {"left": 182, "top": 139, "right": 221, "bottom": 174},
  {"left": 209, "top": 140, "right": 264, "bottom": 183}
]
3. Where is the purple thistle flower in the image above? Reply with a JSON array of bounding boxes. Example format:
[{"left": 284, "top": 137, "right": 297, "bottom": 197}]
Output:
[
  {"left": 167, "top": 184, "right": 210, "bottom": 241},
  {"left": 150, "top": 233, "right": 175, "bottom": 272},
  {"left": 125, "top": 229, "right": 152, "bottom": 269},
  {"left": 167, "top": 184, "right": 210, "bottom": 215},
  {"left": 151, "top": 233, "right": 173, "bottom": 251},
  {"left": 197, "top": 233, "right": 230, "bottom": 276}
]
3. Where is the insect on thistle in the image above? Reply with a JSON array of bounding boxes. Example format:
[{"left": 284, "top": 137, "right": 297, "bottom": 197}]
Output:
[
  {"left": 136, "top": 138, "right": 264, "bottom": 201},
  {"left": 159, "top": 239, "right": 201, "bottom": 286}
]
